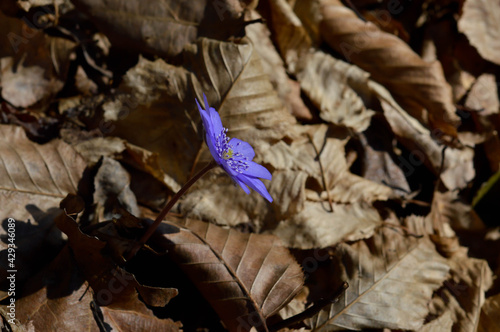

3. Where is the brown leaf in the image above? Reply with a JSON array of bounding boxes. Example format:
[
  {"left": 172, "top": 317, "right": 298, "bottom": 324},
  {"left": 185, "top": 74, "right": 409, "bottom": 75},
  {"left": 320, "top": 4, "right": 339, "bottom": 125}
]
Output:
[
  {"left": 296, "top": 0, "right": 459, "bottom": 137},
  {"left": 309, "top": 216, "right": 450, "bottom": 331},
  {"left": 479, "top": 293, "right": 500, "bottom": 332},
  {"left": 372, "top": 81, "right": 475, "bottom": 190},
  {"left": 0, "top": 124, "right": 86, "bottom": 287},
  {"left": 428, "top": 256, "right": 493, "bottom": 332},
  {"left": 93, "top": 157, "right": 140, "bottom": 220},
  {"left": 0, "top": 11, "right": 74, "bottom": 109},
  {"left": 458, "top": 0, "right": 500, "bottom": 66},
  {"left": 273, "top": 201, "right": 383, "bottom": 249},
  {"left": 71, "top": 0, "right": 256, "bottom": 58},
  {"left": 55, "top": 198, "right": 180, "bottom": 330},
  {"left": 245, "top": 10, "right": 312, "bottom": 120},
  {"left": 296, "top": 51, "right": 375, "bottom": 132},
  {"left": 151, "top": 217, "right": 304, "bottom": 332},
  {"left": 263, "top": 125, "right": 394, "bottom": 204},
  {"left": 1, "top": 247, "right": 99, "bottom": 332}
]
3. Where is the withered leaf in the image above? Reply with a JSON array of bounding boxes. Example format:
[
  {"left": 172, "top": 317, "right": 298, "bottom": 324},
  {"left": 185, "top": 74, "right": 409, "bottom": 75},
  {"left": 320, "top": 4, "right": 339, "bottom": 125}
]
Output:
[
  {"left": 0, "top": 11, "right": 74, "bottom": 109},
  {"left": 479, "top": 293, "right": 500, "bottom": 332},
  {"left": 458, "top": 0, "right": 500, "bottom": 66},
  {"left": 1, "top": 247, "right": 99, "bottom": 332},
  {"left": 297, "top": 0, "right": 459, "bottom": 137},
  {"left": 0, "top": 124, "right": 86, "bottom": 288},
  {"left": 309, "top": 216, "right": 450, "bottom": 331},
  {"left": 56, "top": 197, "right": 180, "bottom": 330},
  {"left": 296, "top": 51, "right": 374, "bottom": 132},
  {"left": 72, "top": 0, "right": 256, "bottom": 58},
  {"left": 428, "top": 256, "right": 492, "bottom": 332},
  {"left": 151, "top": 217, "right": 304, "bottom": 332}
]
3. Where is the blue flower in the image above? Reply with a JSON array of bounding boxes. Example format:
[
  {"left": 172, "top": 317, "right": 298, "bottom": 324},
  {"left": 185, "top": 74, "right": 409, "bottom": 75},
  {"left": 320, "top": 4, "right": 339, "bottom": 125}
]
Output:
[{"left": 196, "top": 94, "right": 273, "bottom": 203}]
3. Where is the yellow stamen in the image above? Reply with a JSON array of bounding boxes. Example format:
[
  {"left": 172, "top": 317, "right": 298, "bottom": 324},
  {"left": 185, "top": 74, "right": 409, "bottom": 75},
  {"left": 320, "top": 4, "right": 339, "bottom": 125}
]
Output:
[{"left": 222, "top": 149, "right": 233, "bottom": 160}]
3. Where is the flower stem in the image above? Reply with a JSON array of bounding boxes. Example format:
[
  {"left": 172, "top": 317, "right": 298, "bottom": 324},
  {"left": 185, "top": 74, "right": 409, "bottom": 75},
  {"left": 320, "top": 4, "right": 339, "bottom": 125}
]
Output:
[{"left": 125, "top": 161, "right": 217, "bottom": 261}]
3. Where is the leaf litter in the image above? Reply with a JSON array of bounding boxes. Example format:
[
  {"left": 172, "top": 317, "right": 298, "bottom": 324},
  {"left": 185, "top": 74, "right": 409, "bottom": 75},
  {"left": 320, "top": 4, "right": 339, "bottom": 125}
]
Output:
[{"left": 1, "top": 0, "right": 500, "bottom": 331}]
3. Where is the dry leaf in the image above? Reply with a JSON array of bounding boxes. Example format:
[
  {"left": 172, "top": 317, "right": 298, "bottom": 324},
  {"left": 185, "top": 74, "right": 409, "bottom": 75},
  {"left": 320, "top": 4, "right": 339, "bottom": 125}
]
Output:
[
  {"left": 458, "top": 0, "right": 500, "bottom": 66},
  {"left": 309, "top": 216, "right": 450, "bottom": 331},
  {"left": 0, "top": 124, "right": 86, "bottom": 289},
  {"left": 0, "top": 11, "right": 74, "bottom": 109},
  {"left": 465, "top": 73, "right": 500, "bottom": 116},
  {"left": 273, "top": 201, "right": 383, "bottom": 249},
  {"left": 71, "top": 0, "right": 256, "bottom": 58},
  {"left": 93, "top": 157, "right": 140, "bottom": 220},
  {"left": 428, "top": 256, "right": 493, "bottom": 332},
  {"left": 372, "top": 81, "right": 475, "bottom": 190},
  {"left": 296, "top": 51, "right": 374, "bottom": 132},
  {"left": 1, "top": 247, "right": 99, "bottom": 332},
  {"left": 151, "top": 217, "right": 304, "bottom": 332},
  {"left": 295, "top": 0, "right": 459, "bottom": 137},
  {"left": 245, "top": 10, "right": 311, "bottom": 120},
  {"left": 479, "top": 293, "right": 500, "bottom": 332},
  {"left": 263, "top": 126, "right": 394, "bottom": 204}
]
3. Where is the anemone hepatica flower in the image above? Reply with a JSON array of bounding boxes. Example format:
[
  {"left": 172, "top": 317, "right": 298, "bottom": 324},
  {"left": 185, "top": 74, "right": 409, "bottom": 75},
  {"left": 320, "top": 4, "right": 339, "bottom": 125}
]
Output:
[{"left": 196, "top": 94, "right": 273, "bottom": 203}]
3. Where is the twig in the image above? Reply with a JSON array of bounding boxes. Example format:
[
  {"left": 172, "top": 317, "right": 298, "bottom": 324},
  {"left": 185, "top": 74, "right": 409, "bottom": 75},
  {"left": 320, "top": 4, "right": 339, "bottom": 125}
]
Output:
[
  {"left": 269, "top": 282, "right": 349, "bottom": 332},
  {"left": 308, "top": 134, "right": 334, "bottom": 212}
]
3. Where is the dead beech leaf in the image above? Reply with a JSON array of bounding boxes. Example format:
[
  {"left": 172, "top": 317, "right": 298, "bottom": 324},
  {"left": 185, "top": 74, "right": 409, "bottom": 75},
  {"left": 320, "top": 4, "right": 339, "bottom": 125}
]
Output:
[
  {"left": 267, "top": 0, "right": 312, "bottom": 74},
  {"left": 56, "top": 197, "right": 180, "bottom": 331},
  {"left": 1, "top": 247, "right": 99, "bottom": 332},
  {"left": 458, "top": 0, "right": 500, "bottom": 66},
  {"left": 372, "top": 81, "right": 475, "bottom": 190},
  {"left": 296, "top": 51, "right": 374, "bottom": 132},
  {"left": 245, "top": 10, "right": 312, "bottom": 120},
  {"left": 296, "top": 0, "right": 459, "bottom": 137},
  {"left": 427, "top": 191, "right": 485, "bottom": 232},
  {"left": 0, "top": 124, "right": 86, "bottom": 287},
  {"left": 263, "top": 125, "right": 394, "bottom": 204},
  {"left": 93, "top": 157, "right": 140, "bottom": 220},
  {"left": 151, "top": 217, "right": 304, "bottom": 332},
  {"left": 178, "top": 169, "right": 271, "bottom": 230},
  {"left": 273, "top": 201, "right": 382, "bottom": 249},
  {"left": 428, "top": 256, "right": 492, "bottom": 332},
  {"left": 309, "top": 216, "right": 450, "bottom": 331},
  {"left": 479, "top": 293, "right": 500, "bottom": 332},
  {"left": 0, "top": 11, "right": 74, "bottom": 109},
  {"left": 71, "top": 0, "right": 256, "bottom": 58},
  {"left": 465, "top": 73, "right": 499, "bottom": 116}
]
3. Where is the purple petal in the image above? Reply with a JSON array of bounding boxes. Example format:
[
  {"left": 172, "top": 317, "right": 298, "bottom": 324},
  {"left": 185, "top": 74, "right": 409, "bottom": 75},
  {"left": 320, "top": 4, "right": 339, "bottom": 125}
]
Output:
[
  {"left": 240, "top": 175, "right": 273, "bottom": 203},
  {"left": 229, "top": 138, "right": 255, "bottom": 160},
  {"left": 244, "top": 161, "right": 272, "bottom": 180},
  {"left": 234, "top": 177, "right": 251, "bottom": 194},
  {"left": 203, "top": 94, "right": 224, "bottom": 137},
  {"left": 196, "top": 98, "right": 214, "bottom": 136},
  {"left": 205, "top": 133, "right": 220, "bottom": 164}
]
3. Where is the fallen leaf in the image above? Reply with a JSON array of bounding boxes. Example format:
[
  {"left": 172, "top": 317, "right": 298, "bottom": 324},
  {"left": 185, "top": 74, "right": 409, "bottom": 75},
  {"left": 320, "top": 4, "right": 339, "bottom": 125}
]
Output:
[
  {"left": 458, "top": 0, "right": 500, "bottom": 65},
  {"left": 308, "top": 216, "right": 450, "bottom": 331},
  {"left": 296, "top": 51, "right": 374, "bottom": 132},
  {"left": 71, "top": 0, "right": 257, "bottom": 58},
  {"left": 272, "top": 201, "right": 383, "bottom": 249},
  {"left": 428, "top": 256, "right": 492, "bottom": 332},
  {"left": 0, "top": 11, "right": 74, "bottom": 109},
  {"left": 479, "top": 293, "right": 500, "bottom": 332},
  {"left": 0, "top": 124, "right": 86, "bottom": 289},
  {"left": 0, "top": 247, "right": 99, "bottom": 332},
  {"left": 150, "top": 217, "right": 304, "bottom": 332},
  {"left": 296, "top": 0, "right": 460, "bottom": 137}
]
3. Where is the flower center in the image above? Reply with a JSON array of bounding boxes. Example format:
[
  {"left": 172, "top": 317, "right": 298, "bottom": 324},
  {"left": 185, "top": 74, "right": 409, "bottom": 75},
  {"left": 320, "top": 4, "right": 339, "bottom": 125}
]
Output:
[
  {"left": 222, "top": 149, "right": 234, "bottom": 160},
  {"left": 215, "top": 128, "right": 249, "bottom": 173}
]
